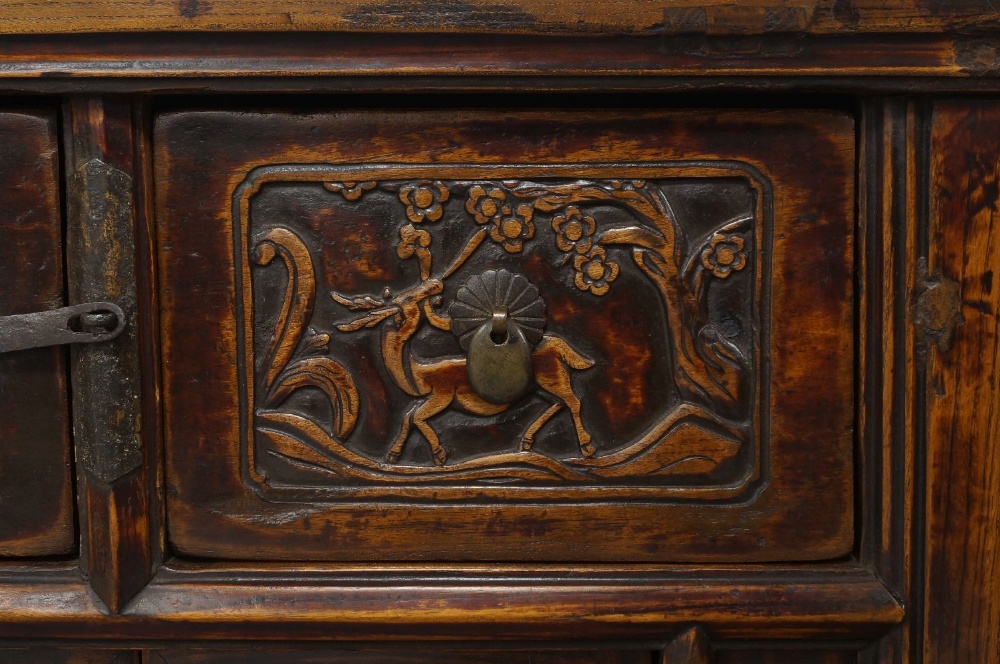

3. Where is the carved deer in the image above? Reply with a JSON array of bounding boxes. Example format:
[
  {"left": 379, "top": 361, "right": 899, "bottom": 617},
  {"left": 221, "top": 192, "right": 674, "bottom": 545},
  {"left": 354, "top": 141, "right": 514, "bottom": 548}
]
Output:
[{"left": 333, "top": 227, "right": 595, "bottom": 466}]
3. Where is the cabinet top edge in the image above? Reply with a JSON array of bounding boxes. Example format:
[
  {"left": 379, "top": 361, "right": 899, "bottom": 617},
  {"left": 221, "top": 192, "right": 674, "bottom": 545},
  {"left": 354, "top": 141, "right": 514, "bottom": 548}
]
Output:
[{"left": 3, "top": 0, "right": 1000, "bottom": 37}]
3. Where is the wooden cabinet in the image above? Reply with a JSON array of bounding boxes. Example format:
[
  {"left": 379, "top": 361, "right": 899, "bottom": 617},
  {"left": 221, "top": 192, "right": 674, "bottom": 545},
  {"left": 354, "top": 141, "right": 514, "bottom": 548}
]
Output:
[{"left": 0, "top": 3, "right": 997, "bottom": 663}]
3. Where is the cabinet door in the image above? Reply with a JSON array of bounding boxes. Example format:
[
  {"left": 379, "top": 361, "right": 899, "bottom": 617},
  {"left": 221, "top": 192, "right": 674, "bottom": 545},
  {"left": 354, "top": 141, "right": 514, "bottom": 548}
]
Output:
[{"left": 0, "top": 109, "right": 74, "bottom": 557}]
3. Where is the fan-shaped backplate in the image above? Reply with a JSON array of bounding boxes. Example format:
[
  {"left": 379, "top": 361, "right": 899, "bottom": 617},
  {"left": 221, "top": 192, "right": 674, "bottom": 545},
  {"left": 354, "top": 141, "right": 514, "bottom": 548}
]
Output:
[{"left": 450, "top": 269, "right": 546, "bottom": 351}]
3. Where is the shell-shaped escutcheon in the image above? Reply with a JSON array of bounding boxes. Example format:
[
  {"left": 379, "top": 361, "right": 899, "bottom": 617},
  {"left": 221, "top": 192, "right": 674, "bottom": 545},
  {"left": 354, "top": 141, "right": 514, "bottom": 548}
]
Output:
[{"left": 450, "top": 269, "right": 546, "bottom": 351}]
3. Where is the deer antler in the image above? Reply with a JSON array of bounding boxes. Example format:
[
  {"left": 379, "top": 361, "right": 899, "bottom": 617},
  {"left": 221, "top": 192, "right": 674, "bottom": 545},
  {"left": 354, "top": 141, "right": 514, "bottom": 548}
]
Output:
[
  {"left": 441, "top": 228, "right": 487, "bottom": 279},
  {"left": 331, "top": 291, "right": 385, "bottom": 311},
  {"left": 335, "top": 306, "right": 398, "bottom": 332}
]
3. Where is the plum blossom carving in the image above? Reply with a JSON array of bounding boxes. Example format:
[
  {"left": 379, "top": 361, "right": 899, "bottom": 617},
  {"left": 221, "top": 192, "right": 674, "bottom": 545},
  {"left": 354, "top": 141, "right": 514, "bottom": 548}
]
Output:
[
  {"left": 399, "top": 180, "right": 449, "bottom": 223},
  {"left": 465, "top": 185, "right": 508, "bottom": 225},
  {"left": 396, "top": 223, "right": 433, "bottom": 278},
  {"left": 466, "top": 185, "right": 535, "bottom": 252},
  {"left": 489, "top": 204, "right": 535, "bottom": 253},
  {"left": 573, "top": 245, "right": 620, "bottom": 296},
  {"left": 396, "top": 223, "right": 431, "bottom": 259},
  {"left": 552, "top": 206, "right": 596, "bottom": 254},
  {"left": 610, "top": 179, "right": 646, "bottom": 191},
  {"left": 701, "top": 233, "right": 747, "bottom": 279}
]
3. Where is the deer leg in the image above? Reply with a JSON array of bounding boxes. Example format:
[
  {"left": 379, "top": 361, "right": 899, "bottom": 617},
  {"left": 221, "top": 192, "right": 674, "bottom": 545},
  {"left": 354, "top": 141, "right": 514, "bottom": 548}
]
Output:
[
  {"left": 536, "top": 368, "right": 594, "bottom": 458},
  {"left": 519, "top": 401, "right": 563, "bottom": 452},
  {"left": 411, "top": 391, "right": 453, "bottom": 466},
  {"left": 561, "top": 388, "right": 595, "bottom": 458},
  {"left": 385, "top": 402, "right": 419, "bottom": 464}
]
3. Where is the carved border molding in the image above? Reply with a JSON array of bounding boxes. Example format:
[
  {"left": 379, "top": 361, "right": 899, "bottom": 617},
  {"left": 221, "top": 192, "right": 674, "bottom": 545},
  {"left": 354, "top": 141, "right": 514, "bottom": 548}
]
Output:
[{"left": 232, "top": 162, "right": 771, "bottom": 503}]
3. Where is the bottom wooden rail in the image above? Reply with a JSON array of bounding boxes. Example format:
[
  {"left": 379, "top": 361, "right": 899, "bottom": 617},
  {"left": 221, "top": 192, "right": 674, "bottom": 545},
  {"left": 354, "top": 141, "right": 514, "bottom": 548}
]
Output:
[{"left": 0, "top": 563, "right": 903, "bottom": 643}]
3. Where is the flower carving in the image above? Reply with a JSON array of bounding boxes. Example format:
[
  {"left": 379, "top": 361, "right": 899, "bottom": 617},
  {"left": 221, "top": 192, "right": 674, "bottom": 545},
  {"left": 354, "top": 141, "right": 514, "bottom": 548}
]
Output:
[
  {"left": 324, "top": 181, "right": 376, "bottom": 201},
  {"left": 399, "top": 180, "right": 449, "bottom": 223},
  {"left": 701, "top": 233, "right": 747, "bottom": 279},
  {"left": 397, "top": 223, "right": 433, "bottom": 278},
  {"left": 610, "top": 179, "right": 646, "bottom": 191},
  {"left": 396, "top": 223, "right": 431, "bottom": 260},
  {"left": 573, "top": 246, "right": 620, "bottom": 296},
  {"left": 466, "top": 186, "right": 535, "bottom": 252},
  {"left": 489, "top": 204, "right": 535, "bottom": 253},
  {"left": 552, "top": 206, "right": 596, "bottom": 254},
  {"left": 465, "top": 185, "right": 509, "bottom": 225}
]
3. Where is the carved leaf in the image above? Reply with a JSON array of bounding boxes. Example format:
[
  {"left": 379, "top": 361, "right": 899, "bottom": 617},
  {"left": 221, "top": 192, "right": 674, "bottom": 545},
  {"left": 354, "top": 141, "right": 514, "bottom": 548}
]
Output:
[
  {"left": 300, "top": 331, "right": 330, "bottom": 355},
  {"left": 267, "top": 357, "right": 360, "bottom": 439},
  {"left": 253, "top": 227, "right": 317, "bottom": 394}
]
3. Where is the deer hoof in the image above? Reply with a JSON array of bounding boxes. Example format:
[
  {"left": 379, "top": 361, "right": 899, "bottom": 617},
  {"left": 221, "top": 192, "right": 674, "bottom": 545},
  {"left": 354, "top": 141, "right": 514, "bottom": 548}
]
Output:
[
  {"left": 385, "top": 451, "right": 401, "bottom": 464},
  {"left": 579, "top": 442, "right": 597, "bottom": 458},
  {"left": 519, "top": 439, "right": 534, "bottom": 452},
  {"left": 432, "top": 447, "right": 449, "bottom": 466}
]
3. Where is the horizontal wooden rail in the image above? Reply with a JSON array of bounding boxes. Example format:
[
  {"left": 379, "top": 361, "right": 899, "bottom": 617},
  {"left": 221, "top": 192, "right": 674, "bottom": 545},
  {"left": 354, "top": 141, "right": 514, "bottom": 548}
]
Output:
[
  {"left": 0, "top": 563, "right": 903, "bottom": 642},
  {"left": 1, "top": 0, "right": 998, "bottom": 36}
]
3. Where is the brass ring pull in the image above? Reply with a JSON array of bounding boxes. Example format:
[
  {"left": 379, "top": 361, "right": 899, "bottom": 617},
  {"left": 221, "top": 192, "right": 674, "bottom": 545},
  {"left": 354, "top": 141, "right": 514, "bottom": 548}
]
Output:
[{"left": 449, "top": 270, "right": 546, "bottom": 405}]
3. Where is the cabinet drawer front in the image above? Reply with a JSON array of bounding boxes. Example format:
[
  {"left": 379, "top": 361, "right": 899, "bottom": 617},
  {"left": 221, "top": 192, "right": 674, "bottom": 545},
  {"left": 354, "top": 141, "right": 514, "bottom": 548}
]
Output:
[
  {"left": 0, "top": 109, "right": 74, "bottom": 557},
  {"left": 156, "top": 109, "right": 854, "bottom": 561}
]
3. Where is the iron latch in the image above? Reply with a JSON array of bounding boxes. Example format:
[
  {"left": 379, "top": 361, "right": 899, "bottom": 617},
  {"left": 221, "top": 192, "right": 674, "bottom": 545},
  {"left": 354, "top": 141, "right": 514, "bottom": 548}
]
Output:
[{"left": 0, "top": 302, "right": 125, "bottom": 354}]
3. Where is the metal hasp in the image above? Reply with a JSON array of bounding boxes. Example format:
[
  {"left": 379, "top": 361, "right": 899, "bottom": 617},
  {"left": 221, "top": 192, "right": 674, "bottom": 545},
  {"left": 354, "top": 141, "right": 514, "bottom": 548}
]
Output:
[{"left": 0, "top": 302, "right": 126, "bottom": 354}]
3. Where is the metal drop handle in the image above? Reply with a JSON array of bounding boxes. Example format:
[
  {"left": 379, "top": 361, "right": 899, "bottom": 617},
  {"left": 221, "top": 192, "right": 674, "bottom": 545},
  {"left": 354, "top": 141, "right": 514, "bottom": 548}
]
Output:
[{"left": 466, "top": 308, "right": 534, "bottom": 405}]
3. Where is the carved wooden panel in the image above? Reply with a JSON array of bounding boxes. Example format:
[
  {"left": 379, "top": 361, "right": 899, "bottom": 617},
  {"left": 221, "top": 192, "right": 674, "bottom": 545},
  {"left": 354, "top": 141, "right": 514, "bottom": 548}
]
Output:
[
  {"left": 0, "top": 109, "right": 75, "bottom": 557},
  {"left": 156, "top": 109, "right": 854, "bottom": 561},
  {"left": 238, "top": 166, "right": 762, "bottom": 500}
]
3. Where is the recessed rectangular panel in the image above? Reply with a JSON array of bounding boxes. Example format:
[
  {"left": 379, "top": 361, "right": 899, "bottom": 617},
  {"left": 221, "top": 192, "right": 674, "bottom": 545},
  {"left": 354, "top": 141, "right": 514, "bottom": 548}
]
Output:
[
  {"left": 237, "top": 166, "right": 764, "bottom": 501},
  {"left": 157, "top": 109, "right": 854, "bottom": 561},
  {"left": 0, "top": 110, "right": 75, "bottom": 557}
]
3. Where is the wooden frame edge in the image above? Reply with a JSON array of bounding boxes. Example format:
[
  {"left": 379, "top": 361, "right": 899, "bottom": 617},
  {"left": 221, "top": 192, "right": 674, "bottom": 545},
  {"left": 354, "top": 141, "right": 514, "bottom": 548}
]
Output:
[{"left": 0, "top": 564, "right": 904, "bottom": 642}]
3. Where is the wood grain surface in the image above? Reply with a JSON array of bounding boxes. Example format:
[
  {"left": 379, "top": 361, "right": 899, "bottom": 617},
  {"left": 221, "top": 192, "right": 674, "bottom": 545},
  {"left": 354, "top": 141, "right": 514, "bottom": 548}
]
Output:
[
  {"left": 661, "top": 627, "right": 711, "bottom": 663},
  {"left": 716, "top": 652, "right": 855, "bottom": 664},
  {"left": 0, "top": 0, "right": 997, "bottom": 35},
  {"left": 923, "top": 99, "right": 1000, "bottom": 664},
  {"left": 0, "top": 109, "right": 75, "bottom": 557},
  {"left": 149, "top": 649, "right": 648, "bottom": 663},
  {"left": 0, "top": 33, "right": 997, "bottom": 87},
  {"left": 155, "top": 108, "right": 854, "bottom": 563},
  {"left": 0, "top": 651, "right": 136, "bottom": 664},
  {"left": 856, "top": 98, "right": 925, "bottom": 664},
  {"left": 0, "top": 562, "right": 900, "bottom": 642}
]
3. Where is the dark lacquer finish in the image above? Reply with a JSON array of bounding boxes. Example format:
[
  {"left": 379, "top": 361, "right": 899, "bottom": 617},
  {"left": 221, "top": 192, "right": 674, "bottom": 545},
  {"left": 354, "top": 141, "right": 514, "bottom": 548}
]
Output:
[{"left": 0, "top": 109, "right": 75, "bottom": 557}]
